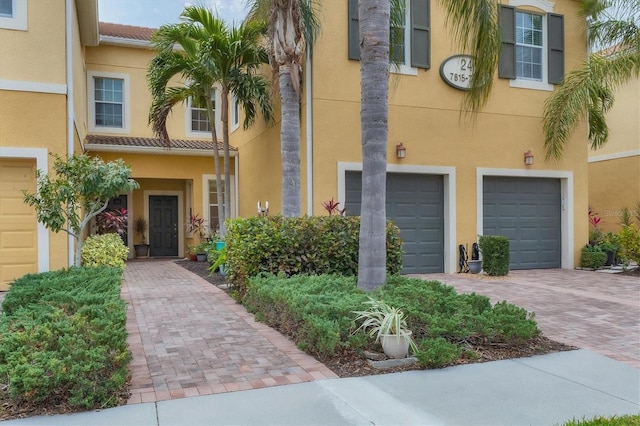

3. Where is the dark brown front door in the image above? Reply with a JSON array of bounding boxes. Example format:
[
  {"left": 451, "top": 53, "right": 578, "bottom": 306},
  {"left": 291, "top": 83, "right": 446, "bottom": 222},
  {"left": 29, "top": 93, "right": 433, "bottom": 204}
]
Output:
[{"left": 149, "top": 195, "right": 178, "bottom": 257}]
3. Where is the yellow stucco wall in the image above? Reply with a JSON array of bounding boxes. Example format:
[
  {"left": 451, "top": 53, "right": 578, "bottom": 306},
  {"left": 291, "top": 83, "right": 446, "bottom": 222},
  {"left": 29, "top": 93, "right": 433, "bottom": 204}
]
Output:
[{"left": 0, "top": 0, "right": 66, "bottom": 84}]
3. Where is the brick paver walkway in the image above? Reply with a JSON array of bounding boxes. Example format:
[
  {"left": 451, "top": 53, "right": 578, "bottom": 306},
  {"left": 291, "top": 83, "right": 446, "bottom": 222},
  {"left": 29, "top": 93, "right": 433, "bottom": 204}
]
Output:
[
  {"left": 122, "top": 260, "right": 337, "bottom": 404},
  {"left": 417, "top": 269, "right": 640, "bottom": 368}
]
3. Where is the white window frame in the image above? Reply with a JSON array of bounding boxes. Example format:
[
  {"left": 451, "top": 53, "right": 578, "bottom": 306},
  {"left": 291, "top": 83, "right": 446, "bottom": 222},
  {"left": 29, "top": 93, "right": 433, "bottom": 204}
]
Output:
[
  {"left": 0, "top": 0, "right": 27, "bottom": 31},
  {"left": 390, "top": 1, "right": 418, "bottom": 76},
  {"left": 202, "top": 174, "right": 236, "bottom": 234},
  {"left": 185, "top": 91, "right": 221, "bottom": 138},
  {"left": 231, "top": 95, "right": 240, "bottom": 132},
  {"left": 508, "top": 0, "right": 555, "bottom": 91},
  {"left": 87, "top": 71, "right": 130, "bottom": 134}
]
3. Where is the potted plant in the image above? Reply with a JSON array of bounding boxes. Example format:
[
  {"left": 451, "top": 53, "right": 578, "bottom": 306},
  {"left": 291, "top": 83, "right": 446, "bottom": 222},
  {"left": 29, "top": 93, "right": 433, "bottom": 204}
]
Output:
[
  {"left": 133, "top": 216, "right": 150, "bottom": 258},
  {"left": 353, "top": 298, "right": 418, "bottom": 359},
  {"left": 208, "top": 245, "right": 227, "bottom": 275},
  {"left": 600, "top": 232, "right": 621, "bottom": 266}
]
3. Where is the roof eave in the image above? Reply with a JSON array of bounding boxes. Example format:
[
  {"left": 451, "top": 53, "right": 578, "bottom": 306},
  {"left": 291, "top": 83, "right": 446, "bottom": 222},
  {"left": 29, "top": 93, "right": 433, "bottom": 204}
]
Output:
[
  {"left": 76, "top": 0, "right": 99, "bottom": 46},
  {"left": 84, "top": 144, "right": 238, "bottom": 157},
  {"left": 99, "top": 35, "right": 155, "bottom": 50}
]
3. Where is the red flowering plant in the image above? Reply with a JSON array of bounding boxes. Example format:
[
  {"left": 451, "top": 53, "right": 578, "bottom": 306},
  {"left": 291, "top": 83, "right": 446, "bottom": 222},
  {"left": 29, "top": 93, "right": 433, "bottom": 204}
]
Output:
[
  {"left": 588, "top": 206, "right": 603, "bottom": 246},
  {"left": 186, "top": 212, "right": 207, "bottom": 241},
  {"left": 95, "top": 208, "right": 128, "bottom": 236},
  {"left": 322, "top": 198, "right": 346, "bottom": 216}
]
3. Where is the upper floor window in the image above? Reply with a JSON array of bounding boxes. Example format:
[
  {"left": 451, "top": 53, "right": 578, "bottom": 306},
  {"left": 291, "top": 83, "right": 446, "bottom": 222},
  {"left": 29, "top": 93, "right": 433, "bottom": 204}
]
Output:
[
  {"left": 94, "top": 77, "right": 124, "bottom": 128},
  {"left": 88, "top": 71, "right": 130, "bottom": 134},
  {"left": 186, "top": 90, "right": 221, "bottom": 138},
  {"left": 499, "top": 1, "right": 564, "bottom": 91},
  {"left": 231, "top": 96, "right": 240, "bottom": 131},
  {"left": 516, "top": 11, "right": 543, "bottom": 81},
  {"left": 348, "top": 0, "right": 430, "bottom": 75},
  {"left": 190, "top": 96, "right": 213, "bottom": 133},
  {"left": 0, "top": 0, "right": 27, "bottom": 30}
]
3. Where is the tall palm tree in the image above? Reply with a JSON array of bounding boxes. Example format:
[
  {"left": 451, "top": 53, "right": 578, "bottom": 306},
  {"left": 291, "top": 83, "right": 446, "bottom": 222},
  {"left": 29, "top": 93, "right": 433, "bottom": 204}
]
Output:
[
  {"left": 357, "top": 0, "right": 502, "bottom": 290},
  {"left": 543, "top": 0, "right": 640, "bottom": 160},
  {"left": 148, "top": 6, "right": 273, "bottom": 235},
  {"left": 248, "top": 0, "right": 321, "bottom": 217}
]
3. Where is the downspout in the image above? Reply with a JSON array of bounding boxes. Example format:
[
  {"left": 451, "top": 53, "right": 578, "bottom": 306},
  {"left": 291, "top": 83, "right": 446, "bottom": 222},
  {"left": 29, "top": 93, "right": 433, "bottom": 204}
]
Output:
[
  {"left": 66, "top": 0, "right": 75, "bottom": 267},
  {"left": 305, "top": 47, "right": 313, "bottom": 215}
]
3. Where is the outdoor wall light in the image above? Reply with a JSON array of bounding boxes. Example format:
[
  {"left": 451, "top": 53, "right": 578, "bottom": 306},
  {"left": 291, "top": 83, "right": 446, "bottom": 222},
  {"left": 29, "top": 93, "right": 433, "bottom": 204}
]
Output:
[
  {"left": 524, "top": 150, "right": 534, "bottom": 166},
  {"left": 396, "top": 143, "right": 406, "bottom": 159}
]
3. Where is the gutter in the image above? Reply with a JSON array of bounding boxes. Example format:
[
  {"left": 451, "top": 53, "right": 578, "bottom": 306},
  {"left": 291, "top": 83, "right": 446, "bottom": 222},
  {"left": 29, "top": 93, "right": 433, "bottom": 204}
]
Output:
[
  {"left": 99, "top": 35, "right": 154, "bottom": 50},
  {"left": 305, "top": 47, "right": 313, "bottom": 215},
  {"left": 66, "top": 0, "right": 75, "bottom": 267},
  {"left": 84, "top": 144, "right": 239, "bottom": 157}
]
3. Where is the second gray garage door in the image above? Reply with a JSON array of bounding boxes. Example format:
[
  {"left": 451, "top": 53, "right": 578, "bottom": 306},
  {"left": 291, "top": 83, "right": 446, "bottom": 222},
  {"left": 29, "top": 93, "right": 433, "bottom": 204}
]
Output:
[
  {"left": 345, "top": 171, "right": 444, "bottom": 274},
  {"left": 483, "top": 176, "right": 561, "bottom": 269}
]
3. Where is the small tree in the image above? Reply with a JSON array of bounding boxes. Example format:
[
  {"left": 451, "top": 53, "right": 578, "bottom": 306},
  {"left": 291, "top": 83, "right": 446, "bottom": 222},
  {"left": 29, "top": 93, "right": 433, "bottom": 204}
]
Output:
[{"left": 23, "top": 154, "right": 139, "bottom": 266}]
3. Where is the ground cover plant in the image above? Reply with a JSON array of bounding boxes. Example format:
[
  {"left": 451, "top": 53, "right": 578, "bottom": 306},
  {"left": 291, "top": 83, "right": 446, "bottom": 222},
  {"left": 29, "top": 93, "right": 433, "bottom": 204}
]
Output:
[
  {"left": 0, "top": 267, "right": 130, "bottom": 420},
  {"left": 242, "top": 273, "right": 566, "bottom": 374},
  {"left": 560, "top": 414, "right": 640, "bottom": 426}
]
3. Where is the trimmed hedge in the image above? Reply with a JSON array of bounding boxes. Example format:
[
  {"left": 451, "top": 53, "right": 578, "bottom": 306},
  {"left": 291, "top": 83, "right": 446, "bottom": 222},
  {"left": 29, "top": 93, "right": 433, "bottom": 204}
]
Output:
[
  {"left": 580, "top": 246, "right": 607, "bottom": 269},
  {"left": 81, "top": 233, "right": 128, "bottom": 268},
  {"left": 225, "top": 216, "right": 403, "bottom": 295},
  {"left": 0, "top": 267, "right": 130, "bottom": 410},
  {"left": 478, "top": 235, "right": 510, "bottom": 276}
]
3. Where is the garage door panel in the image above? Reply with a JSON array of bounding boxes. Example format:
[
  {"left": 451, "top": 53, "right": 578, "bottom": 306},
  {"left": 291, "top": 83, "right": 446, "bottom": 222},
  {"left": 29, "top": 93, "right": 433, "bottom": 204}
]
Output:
[
  {"left": 346, "top": 171, "right": 444, "bottom": 273},
  {"left": 484, "top": 176, "right": 560, "bottom": 270}
]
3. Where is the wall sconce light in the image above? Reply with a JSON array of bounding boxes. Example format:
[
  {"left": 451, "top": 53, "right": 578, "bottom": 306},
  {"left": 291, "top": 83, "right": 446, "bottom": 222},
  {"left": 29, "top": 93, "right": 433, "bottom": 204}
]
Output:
[
  {"left": 524, "top": 150, "right": 534, "bottom": 166},
  {"left": 396, "top": 143, "right": 406, "bottom": 159}
]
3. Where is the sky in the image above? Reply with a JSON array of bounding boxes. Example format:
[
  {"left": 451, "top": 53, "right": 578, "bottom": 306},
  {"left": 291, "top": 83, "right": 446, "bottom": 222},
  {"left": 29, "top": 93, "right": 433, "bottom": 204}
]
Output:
[{"left": 98, "top": 0, "right": 250, "bottom": 29}]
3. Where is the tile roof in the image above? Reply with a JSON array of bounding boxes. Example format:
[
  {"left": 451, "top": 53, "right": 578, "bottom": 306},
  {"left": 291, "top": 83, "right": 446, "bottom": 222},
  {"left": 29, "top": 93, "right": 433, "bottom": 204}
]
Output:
[
  {"left": 85, "top": 135, "right": 236, "bottom": 152},
  {"left": 99, "top": 22, "right": 157, "bottom": 41}
]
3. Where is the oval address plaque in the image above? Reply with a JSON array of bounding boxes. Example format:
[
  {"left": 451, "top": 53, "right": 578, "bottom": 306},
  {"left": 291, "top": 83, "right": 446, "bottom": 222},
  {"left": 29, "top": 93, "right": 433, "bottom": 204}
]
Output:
[{"left": 439, "top": 54, "right": 474, "bottom": 91}]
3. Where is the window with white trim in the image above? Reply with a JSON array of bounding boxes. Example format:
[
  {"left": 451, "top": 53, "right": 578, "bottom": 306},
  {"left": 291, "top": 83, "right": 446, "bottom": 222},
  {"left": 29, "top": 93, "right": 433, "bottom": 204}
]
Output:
[
  {"left": 0, "top": 0, "right": 27, "bottom": 30},
  {"left": 208, "top": 179, "right": 224, "bottom": 232},
  {"left": 186, "top": 91, "right": 222, "bottom": 138},
  {"left": 88, "top": 71, "right": 130, "bottom": 134},
  {"left": 204, "top": 176, "right": 235, "bottom": 232},
  {"left": 231, "top": 96, "right": 239, "bottom": 131}
]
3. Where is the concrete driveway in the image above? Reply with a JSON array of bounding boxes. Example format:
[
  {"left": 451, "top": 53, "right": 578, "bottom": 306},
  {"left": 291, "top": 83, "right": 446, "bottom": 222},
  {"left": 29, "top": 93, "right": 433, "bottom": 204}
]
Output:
[{"left": 415, "top": 269, "right": 640, "bottom": 368}]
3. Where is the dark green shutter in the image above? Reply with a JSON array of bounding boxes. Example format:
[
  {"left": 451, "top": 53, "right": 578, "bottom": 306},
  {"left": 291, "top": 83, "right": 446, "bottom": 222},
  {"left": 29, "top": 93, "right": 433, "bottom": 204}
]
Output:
[
  {"left": 547, "top": 13, "right": 564, "bottom": 84},
  {"left": 498, "top": 5, "right": 516, "bottom": 79},
  {"left": 410, "top": 0, "right": 430, "bottom": 69},
  {"left": 348, "top": 0, "right": 360, "bottom": 60}
]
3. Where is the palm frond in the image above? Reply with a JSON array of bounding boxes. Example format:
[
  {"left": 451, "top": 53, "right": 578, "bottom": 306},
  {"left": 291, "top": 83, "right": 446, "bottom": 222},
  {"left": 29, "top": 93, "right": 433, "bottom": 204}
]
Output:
[{"left": 440, "top": 0, "right": 501, "bottom": 114}]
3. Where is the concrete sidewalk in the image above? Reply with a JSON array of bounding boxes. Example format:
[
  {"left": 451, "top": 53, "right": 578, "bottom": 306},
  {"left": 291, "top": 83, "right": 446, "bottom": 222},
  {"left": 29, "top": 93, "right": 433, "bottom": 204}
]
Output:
[{"left": 4, "top": 350, "right": 638, "bottom": 425}]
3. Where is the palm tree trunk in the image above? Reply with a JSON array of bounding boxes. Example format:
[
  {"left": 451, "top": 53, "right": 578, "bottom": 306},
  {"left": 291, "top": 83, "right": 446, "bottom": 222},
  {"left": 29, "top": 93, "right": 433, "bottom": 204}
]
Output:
[
  {"left": 221, "top": 87, "right": 232, "bottom": 224},
  {"left": 207, "top": 96, "right": 226, "bottom": 236},
  {"left": 358, "top": 0, "right": 389, "bottom": 291},
  {"left": 280, "top": 65, "right": 301, "bottom": 217}
]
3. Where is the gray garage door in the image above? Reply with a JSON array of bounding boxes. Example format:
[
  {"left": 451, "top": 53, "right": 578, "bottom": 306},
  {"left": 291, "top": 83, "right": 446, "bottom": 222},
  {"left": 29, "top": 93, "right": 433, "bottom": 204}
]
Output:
[
  {"left": 483, "top": 176, "right": 561, "bottom": 269},
  {"left": 345, "top": 172, "right": 444, "bottom": 273}
]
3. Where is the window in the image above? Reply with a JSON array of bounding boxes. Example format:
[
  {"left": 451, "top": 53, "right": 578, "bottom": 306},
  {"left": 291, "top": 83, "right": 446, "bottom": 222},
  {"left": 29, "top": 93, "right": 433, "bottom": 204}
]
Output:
[
  {"left": 0, "top": 0, "right": 12, "bottom": 17},
  {"left": 94, "top": 77, "right": 124, "bottom": 128},
  {"left": 190, "top": 96, "right": 213, "bottom": 133},
  {"left": 0, "top": 0, "right": 26, "bottom": 30},
  {"left": 499, "top": 2, "right": 564, "bottom": 90},
  {"left": 208, "top": 180, "right": 224, "bottom": 232},
  {"left": 516, "top": 11, "right": 543, "bottom": 81},
  {"left": 186, "top": 91, "right": 221, "bottom": 138},
  {"left": 231, "top": 96, "right": 240, "bottom": 131},
  {"left": 88, "top": 71, "right": 130, "bottom": 134},
  {"left": 348, "top": 0, "right": 430, "bottom": 74}
]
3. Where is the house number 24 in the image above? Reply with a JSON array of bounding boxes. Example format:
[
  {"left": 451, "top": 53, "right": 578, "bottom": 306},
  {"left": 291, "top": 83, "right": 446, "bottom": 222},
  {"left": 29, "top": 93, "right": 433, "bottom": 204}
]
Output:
[{"left": 439, "top": 54, "right": 474, "bottom": 91}]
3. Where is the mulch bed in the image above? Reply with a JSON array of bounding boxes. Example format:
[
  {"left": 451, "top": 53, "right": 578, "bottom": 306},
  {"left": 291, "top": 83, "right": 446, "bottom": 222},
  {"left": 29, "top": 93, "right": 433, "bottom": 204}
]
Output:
[{"left": 174, "top": 259, "right": 579, "bottom": 378}]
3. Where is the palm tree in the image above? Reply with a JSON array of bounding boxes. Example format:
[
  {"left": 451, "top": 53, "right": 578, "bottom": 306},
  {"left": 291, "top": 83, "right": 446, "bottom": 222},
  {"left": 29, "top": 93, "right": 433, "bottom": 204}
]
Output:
[
  {"left": 357, "top": 0, "right": 502, "bottom": 290},
  {"left": 543, "top": 0, "right": 640, "bottom": 160},
  {"left": 247, "top": 0, "right": 321, "bottom": 217},
  {"left": 148, "top": 6, "right": 273, "bottom": 235}
]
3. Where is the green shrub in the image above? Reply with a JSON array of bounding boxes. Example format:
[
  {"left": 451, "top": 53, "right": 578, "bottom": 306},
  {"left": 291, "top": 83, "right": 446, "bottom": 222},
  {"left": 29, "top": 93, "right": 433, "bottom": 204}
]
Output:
[
  {"left": 243, "top": 273, "right": 540, "bottom": 361},
  {"left": 580, "top": 245, "right": 607, "bottom": 269},
  {"left": 478, "top": 235, "right": 510, "bottom": 276},
  {"left": 81, "top": 233, "right": 128, "bottom": 268},
  {"left": 226, "top": 216, "right": 403, "bottom": 295},
  {"left": 0, "top": 267, "right": 130, "bottom": 410},
  {"left": 618, "top": 224, "right": 640, "bottom": 265},
  {"left": 562, "top": 414, "right": 640, "bottom": 426},
  {"left": 415, "top": 337, "right": 462, "bottom": 368}
]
